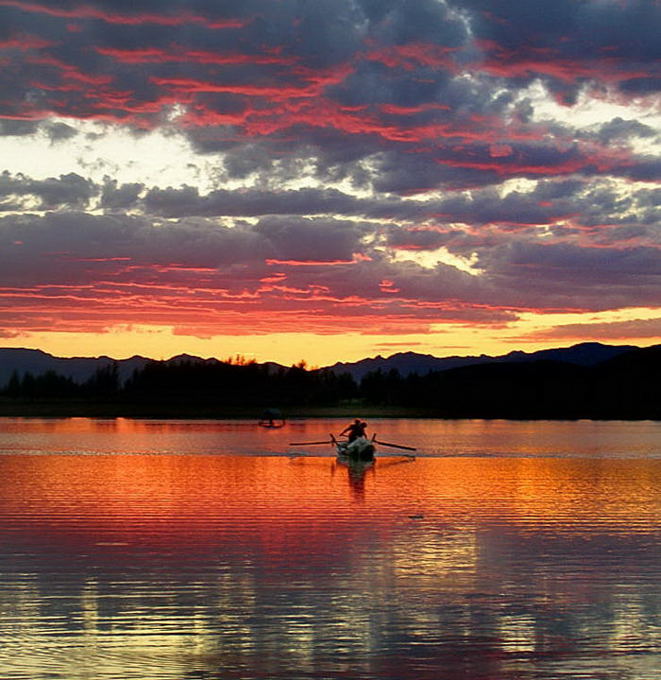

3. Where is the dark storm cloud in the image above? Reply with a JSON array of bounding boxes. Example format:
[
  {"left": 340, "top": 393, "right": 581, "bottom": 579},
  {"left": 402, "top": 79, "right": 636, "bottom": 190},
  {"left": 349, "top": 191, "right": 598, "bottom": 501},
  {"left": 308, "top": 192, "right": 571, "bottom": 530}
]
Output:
[
  {"left": 138, "top": 181, "right": 579, "bottom": 231},
  {"left": 618, "top": 156, "right": 661, "bottom": 183},
  {"left": 142, "top": 185, "right": 424, "bottom": 220},
  {"left": 42, "top": 120, "right": 79, "bottom": 142},
  {"left": 385, "top": 227, "right": 460, "bottom": 251},
  {"left": 0, "top": 171, "right": 96, "bottom": 209},
  {"left": 0, "top": 211, "right": 268, "bottom": 283},
  {"left": 595, "top": 117, "right": 657, "bottom": 145},
  {"left": 100, "top": 178, "right": 145, "bottom": 210},
  {"left": 255, "top": 216, "right": 370, "bottom": 262},
  {"left": 0, "top": 119, "right": 39, "bottom": 136},
  {"left": 464, "top": 0, "right": 660, "bottom": 97},
  {"left": 5, "top": 166, "right": 653, "bottom": 256},
  {"left": 472, "top": 0, "right": 660, "bottom": 60},
  {"left": 3, "top": 168, "right": 656, "bottom": 257},
  {"left": 474, "top": 240, "right": 661, "bottom": 310}
]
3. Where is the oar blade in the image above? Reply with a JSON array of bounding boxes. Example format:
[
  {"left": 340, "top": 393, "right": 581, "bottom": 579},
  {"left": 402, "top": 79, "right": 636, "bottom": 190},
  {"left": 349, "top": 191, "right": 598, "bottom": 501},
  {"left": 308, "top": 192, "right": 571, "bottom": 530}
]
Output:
[
  {"left": 289, "top": 440, "right": 332, "bottom": 446},
  {"left": 375, "top": 439, "right": 417, "bottom": 452}
]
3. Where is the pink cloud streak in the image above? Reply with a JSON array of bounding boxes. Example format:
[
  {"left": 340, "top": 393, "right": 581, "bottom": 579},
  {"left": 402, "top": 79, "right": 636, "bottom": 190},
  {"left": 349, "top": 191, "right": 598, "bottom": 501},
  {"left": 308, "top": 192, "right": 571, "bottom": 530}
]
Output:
[{"left": 0, "top": 0, "right": 247, "bottom": 28}]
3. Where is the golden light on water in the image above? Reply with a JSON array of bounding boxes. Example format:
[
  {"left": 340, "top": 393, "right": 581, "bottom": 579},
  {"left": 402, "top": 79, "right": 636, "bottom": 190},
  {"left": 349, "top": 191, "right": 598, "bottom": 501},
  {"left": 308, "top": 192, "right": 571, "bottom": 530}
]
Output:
[
  {"left": 2, "top": 451, "right": 658, "bottom": 539},
  {"left": 1, "top": 418, "right": 659, "bottom": 680}
]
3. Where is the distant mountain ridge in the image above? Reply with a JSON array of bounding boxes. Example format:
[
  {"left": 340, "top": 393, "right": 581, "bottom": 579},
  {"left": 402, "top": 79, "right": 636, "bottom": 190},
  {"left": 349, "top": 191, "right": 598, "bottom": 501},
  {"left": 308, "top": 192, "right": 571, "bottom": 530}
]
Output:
[
  {"left": 0, "top": 348, "right": 151, "bottom": 388},
  {"left": 0, "top": 348, "right": 290, "bottom": 389},
  {"left": 0, "top": 342, "right": 642, "bottom": 388},
  {"left": 1, "top": 343, "right": 659, "bottom": 420},
  {"left": 324, "top": 342, "right": 639, "bottom": 380}
]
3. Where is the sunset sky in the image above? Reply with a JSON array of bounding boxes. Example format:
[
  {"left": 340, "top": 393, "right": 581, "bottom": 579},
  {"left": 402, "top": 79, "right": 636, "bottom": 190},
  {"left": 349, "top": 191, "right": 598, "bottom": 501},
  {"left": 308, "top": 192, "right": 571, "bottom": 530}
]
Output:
[{"left": 0, "top": 0, "right": 659, "bottom": 366}]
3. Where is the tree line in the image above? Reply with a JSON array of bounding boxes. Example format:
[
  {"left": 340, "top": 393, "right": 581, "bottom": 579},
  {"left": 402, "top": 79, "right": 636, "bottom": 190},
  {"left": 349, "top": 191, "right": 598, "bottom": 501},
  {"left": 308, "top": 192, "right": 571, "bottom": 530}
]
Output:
[
  {"left": 1, "top": 346, "right": 659, "bottom": 419},
  {"left": 1, "top": 359, "right": 358, "bottom": 408}
]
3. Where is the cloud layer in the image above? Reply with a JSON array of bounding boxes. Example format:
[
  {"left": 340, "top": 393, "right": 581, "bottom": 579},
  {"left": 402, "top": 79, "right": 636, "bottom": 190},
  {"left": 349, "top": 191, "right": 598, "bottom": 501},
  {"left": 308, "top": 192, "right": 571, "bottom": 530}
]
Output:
[{"left": 0, "top": 0, "right": 659, "bottom": 348}]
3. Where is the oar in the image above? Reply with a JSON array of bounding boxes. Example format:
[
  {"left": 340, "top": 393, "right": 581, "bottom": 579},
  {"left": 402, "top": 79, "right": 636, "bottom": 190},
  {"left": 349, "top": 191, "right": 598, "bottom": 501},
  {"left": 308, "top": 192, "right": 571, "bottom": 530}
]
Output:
[
  {"left": 289, "top": 439, "right": 332, "bottom": 446},
  {"left": 374, "top": 439, "right": 417, "bottom": 452}
]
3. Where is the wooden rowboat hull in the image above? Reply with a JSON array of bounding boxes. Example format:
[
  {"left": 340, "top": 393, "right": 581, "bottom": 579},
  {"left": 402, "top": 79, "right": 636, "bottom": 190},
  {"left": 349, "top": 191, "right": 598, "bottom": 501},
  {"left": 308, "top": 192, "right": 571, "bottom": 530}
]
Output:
[{"left": 334, "top": 436, "right": 376, "bottom": 461}]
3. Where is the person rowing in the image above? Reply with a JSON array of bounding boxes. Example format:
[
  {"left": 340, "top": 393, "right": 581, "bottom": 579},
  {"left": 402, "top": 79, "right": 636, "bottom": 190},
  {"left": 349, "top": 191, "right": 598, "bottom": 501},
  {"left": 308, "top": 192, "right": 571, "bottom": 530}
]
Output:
[{"left": 340, "top": 419, "right": 367, "bottom": 442}]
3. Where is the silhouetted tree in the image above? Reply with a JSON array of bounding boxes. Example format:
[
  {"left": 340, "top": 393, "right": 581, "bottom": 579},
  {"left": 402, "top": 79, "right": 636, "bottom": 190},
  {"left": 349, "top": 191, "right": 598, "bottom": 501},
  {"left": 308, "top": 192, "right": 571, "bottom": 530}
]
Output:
[
  {"left": 5, "top": 370, "right": 20, "bottom": 397},
  {"left": 83, "top": 363, "right": 120, "bottom": 399}
]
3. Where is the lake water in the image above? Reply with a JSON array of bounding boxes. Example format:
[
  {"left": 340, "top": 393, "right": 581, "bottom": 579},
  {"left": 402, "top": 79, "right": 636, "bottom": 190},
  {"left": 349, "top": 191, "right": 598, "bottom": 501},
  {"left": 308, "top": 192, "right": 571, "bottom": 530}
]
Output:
[{"left": 0, "top": 418, "right": 659, "bottom": 680}]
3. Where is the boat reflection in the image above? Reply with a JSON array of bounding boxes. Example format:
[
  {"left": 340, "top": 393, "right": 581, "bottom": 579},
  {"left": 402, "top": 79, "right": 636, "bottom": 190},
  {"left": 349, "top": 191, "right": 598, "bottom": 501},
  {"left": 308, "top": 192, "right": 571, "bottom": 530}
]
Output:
[
  {"left": 333, "top": 454, "right": 373, "bottom": 501},
  {"left": 332, "top": 454, "right": 416, "bottom": 502}
]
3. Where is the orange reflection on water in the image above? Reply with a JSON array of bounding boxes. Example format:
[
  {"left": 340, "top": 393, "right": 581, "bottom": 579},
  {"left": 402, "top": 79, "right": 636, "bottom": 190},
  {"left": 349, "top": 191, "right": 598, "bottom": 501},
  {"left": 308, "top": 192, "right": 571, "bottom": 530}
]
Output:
[
  {"left": 1, "top": 436, "right": 659, "bottom": 680},
  {"left": 1, "top": 454, "right": 658, "bottom": 542}
]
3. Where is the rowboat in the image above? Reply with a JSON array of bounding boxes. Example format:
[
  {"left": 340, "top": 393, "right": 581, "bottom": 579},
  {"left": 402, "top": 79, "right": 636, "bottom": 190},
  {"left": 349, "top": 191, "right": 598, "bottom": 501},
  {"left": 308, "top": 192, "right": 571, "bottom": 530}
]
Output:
[
  {"left": 289, "top": 433, "right": 416, "bottom": 460},
  {"left": 332, "top": 434, "right": 375, "bottom": 461}
]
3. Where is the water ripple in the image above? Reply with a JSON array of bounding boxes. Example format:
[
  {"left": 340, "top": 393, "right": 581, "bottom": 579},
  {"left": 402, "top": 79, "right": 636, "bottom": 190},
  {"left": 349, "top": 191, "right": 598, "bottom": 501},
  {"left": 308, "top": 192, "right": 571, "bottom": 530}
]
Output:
[{"left": 0, "top": 419, "right": 659, "bottom": 679}]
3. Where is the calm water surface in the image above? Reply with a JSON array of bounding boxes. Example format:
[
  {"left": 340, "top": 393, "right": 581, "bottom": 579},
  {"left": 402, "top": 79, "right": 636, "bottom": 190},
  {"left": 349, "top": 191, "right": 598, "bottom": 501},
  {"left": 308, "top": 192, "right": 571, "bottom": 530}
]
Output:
[{"left": 0, "top": 418, "right": 659, "bottom": 680}]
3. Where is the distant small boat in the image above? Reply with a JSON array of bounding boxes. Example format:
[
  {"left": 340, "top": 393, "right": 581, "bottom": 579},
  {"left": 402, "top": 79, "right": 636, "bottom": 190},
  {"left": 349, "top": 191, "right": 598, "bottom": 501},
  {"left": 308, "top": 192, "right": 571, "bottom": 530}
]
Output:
[
  {"left": 258, "top": 420, "right": 285, "bottom": 429},
  {"left": 258, "top": 408, "right": 285, "bottom": 428}
]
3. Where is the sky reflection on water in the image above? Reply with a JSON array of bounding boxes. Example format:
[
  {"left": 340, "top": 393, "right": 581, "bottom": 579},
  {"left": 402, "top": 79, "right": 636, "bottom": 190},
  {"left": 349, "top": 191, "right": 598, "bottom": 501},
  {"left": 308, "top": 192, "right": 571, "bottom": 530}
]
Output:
[
  {"left": 0, "top": 418, "right": 659, "bottom": 680},
  {"left": 0, "top": 417, "right": 660, "bottom": 457}
]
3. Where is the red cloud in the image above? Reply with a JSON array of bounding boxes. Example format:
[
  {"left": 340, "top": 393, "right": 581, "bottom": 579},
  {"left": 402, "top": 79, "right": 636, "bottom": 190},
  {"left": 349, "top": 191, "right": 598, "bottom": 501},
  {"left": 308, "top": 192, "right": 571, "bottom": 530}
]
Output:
[
  {"left": 97, "top": 47, "right": 296, "bottom": 67},
  {"left": 381, "top": 103, "right": 450, "bottom": 115},
  {"left": 379, "top": 279, "right": 400, "bottom": 294},
  {"left": 437, "top": 143, "right": 632, "bottom": 178},
  {"left": 265, "top": 252, "right": 371, "bottom": 266},
  {"left": 365, "top": 43, "right": 458, "bottom": 72},
  {"left": 152, "top": 72, "right": 354, "bottom": 102},
  {"left": 0, "top": 0, "right": 247, "bottom": 28},
  {"left": 179, "top": 94, "right": 526, "bottom": 149},
  {"left": 0, "top": 35, "right": 53, "bottom": 50},
  {"left": 473, "top": 41, "right": 655, "bottom": 86},
  {"left": 489, "top": 143, "right": 512, "bottom": 158},
  {"left": 28, "top": 54, "right": 113, "bottom": 85},
  {"left": 0, "top": 254, "right": 521, "bottom": 339}
]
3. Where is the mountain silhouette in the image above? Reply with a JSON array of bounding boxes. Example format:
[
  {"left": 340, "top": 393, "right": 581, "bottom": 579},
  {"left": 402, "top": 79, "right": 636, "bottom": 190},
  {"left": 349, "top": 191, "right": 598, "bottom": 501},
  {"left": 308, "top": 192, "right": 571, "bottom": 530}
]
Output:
[
  {"left": 0, "top": 347, "right": 292, "bottom": 389},
  {"left": 1, "top": 343, "right": 658, "bottom": 419},
  {"left": 0, "top": 348, "right": 150, "bottom": 388},
  {"left": 356, "top": 345, "right": 660, "bottom": 420},
  {"left": 0, "top": 342, "right": 642, "bottom": 389},
  {"left": 324, "top": 342, "right": 638, "bottom": 380}
]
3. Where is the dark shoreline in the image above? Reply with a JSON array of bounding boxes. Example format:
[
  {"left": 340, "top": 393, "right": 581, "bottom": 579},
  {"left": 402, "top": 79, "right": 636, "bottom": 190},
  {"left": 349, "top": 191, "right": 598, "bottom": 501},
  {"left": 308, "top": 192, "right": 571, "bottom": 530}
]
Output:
[
  {"left": 0, "top": 400, "right": 658, "bottom": 421},
  {"left": 2, "top": 345, "right": 659, "bottom": 421},
  {"left": 0, "top": 400, "right": 433, "bottom": 419}
]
